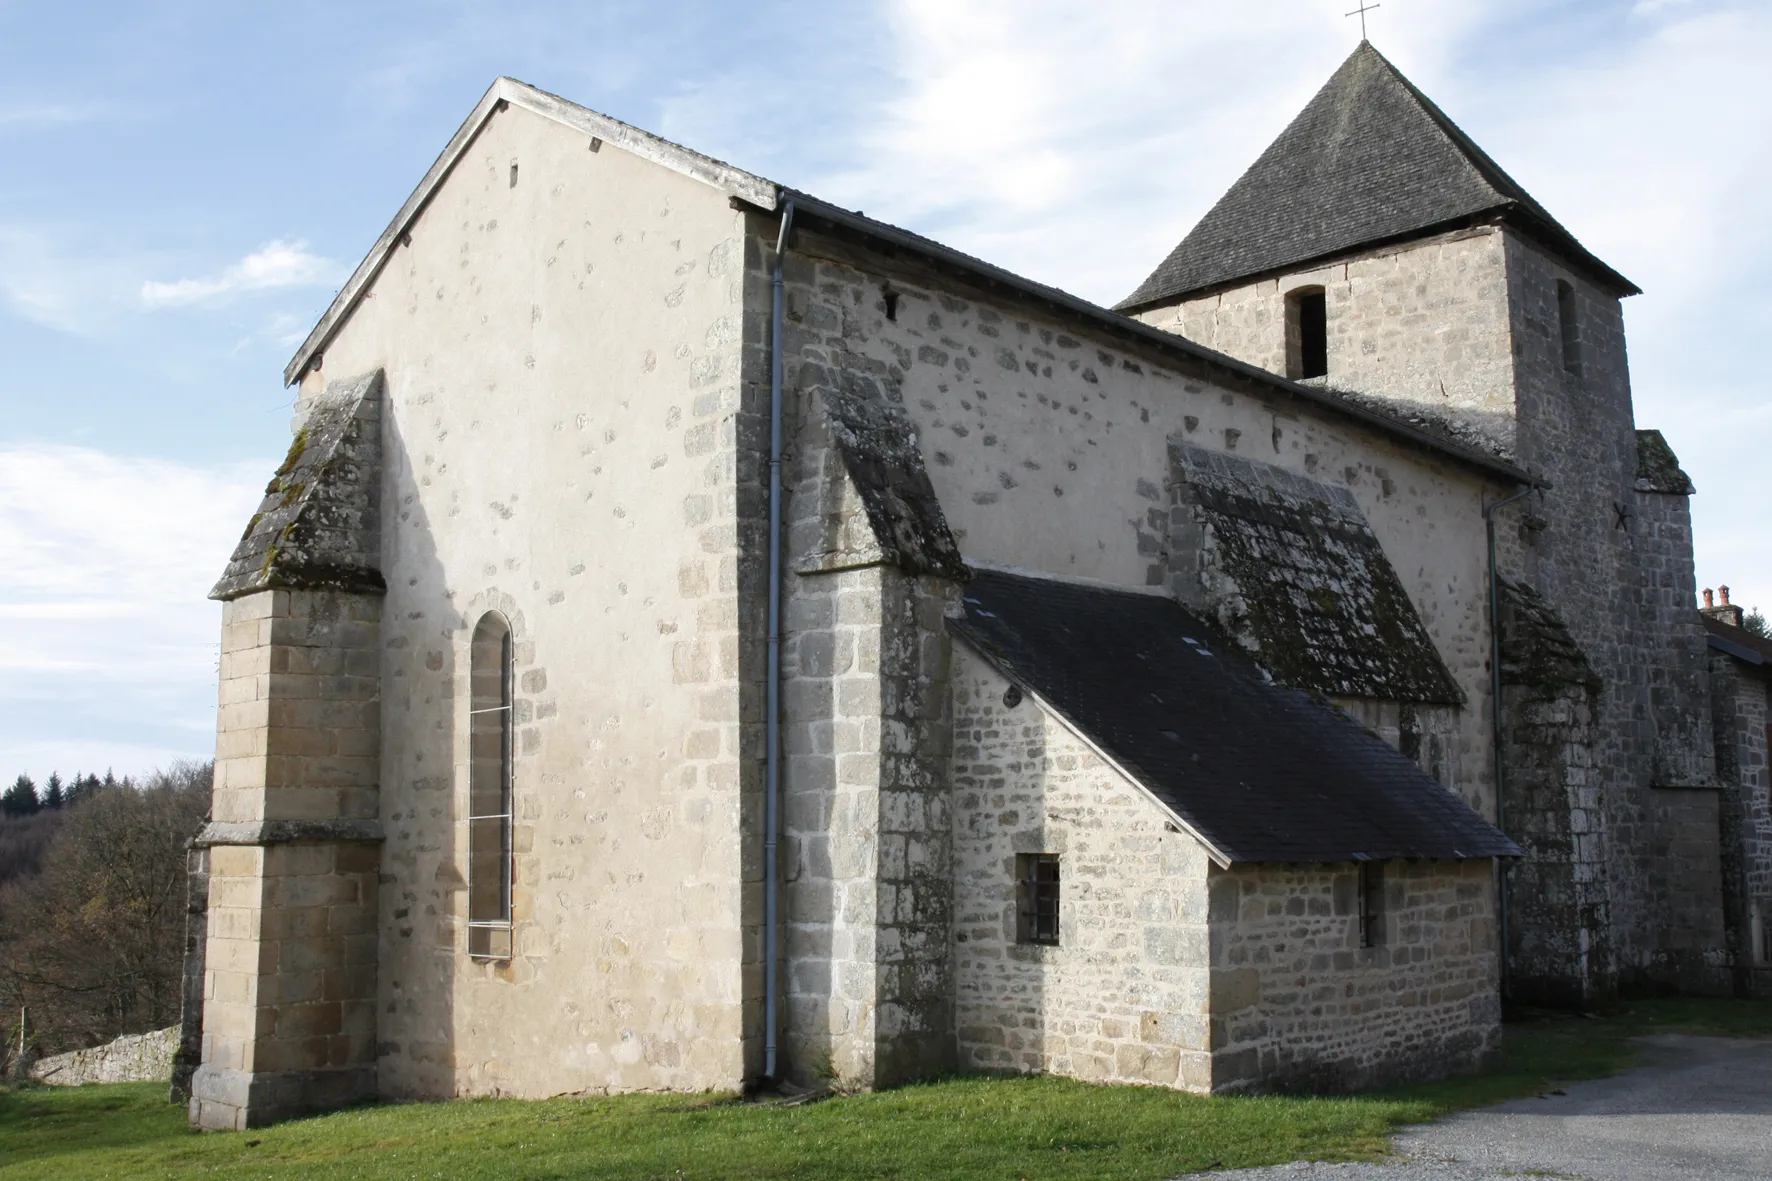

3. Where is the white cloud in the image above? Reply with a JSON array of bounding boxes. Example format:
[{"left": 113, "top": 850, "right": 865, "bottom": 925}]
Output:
[
  {"left": 803, "top": 0, "right": 1513, "bottom": 305},
  {"left": 0, "top": 100, "right": 107, "bottom": 132},
  {"left": 141, "top": 239, "right": 344, "bottom": 308},
  {"left": 0, "top": 444, "right": 269, "bottom": 781}
]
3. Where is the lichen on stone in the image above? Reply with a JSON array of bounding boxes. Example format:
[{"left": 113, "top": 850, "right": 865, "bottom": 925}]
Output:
[
  {"left": 1497, "top": 576, "right": 1600, "bottom": 692},
  {"left": 809, "top": 361, "right": 969, "bottom": 581},
  {"left": 210, "top": 370, "right": 387, "bottom": 601},
  {"left": 1170, "top": 440, "right": 1463, "bottom": 704},
  {"left": 1634, "top": 429, "right": 1694, "bottom": 495}
]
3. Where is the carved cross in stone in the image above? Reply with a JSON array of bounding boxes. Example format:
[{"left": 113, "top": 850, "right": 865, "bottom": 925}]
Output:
[{"left": 1346, "top": 1, "right": 1381, "bottom": 39}]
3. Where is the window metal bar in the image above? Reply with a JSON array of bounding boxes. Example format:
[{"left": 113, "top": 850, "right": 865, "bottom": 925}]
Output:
[{"left": 468, "top": 705, "right": 512, "bottom": 716}]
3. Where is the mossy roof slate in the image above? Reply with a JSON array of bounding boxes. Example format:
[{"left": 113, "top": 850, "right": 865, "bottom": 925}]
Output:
[
  {"left": 211, "top": 371, "right": 386, "bottom": 601},
  {"left": 950, "top": 568, "right": 1520, "bottom": 865},
  {"left": 1634, "top": 429, "right": 1695, "bottom": 495},
  {"left": 1172, "top": 442, "right": 1463, "bottom": 704}
]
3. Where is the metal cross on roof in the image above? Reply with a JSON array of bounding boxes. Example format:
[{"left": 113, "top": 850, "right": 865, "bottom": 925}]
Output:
[{"left": 1346, "top": 1, "right": 1381, "bottom": 39}]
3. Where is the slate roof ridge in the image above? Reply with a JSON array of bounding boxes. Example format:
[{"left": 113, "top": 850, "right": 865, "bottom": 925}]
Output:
[
  {"left": 281, "top": 77, "right": 1533, "bottom": 490},
  {"left": 777, "top": 189, "right": 1532, "bottom": 488},
  {"left": 1117, "top": 41, "right": 1636, "bottom": 311}
]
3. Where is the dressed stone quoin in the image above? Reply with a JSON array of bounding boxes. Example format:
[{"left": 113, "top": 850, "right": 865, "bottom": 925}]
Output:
[{"left": 180, "top": 42, "right": 1772, "bottom": 1130}]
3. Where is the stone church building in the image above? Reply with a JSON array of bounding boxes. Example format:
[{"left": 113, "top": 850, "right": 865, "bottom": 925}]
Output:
[{"left": 183, "top": 43, "right": 1771, "bottom": 1129}]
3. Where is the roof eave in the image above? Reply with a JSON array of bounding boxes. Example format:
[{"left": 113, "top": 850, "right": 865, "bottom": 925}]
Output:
[
  {"left": 282, "top": 77, "right": 777, "bottom": 388},
  {"left": 1118, "top": 205, "right": 1638, "bottom": 316},
  {"left": 770, "top": 189, "right": 1535, "bottom": 489}
]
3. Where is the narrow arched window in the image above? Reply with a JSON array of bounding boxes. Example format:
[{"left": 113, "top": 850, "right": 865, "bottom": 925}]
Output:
[
  {"left": 467, "top": 613, "right": 513, "bottom": 959},
  {"left": 1285, "top": 286, "right": 1328, "bottom": 380},
  {"left": 1556, "top": 279, "right": 1581, "bottom": 376}
]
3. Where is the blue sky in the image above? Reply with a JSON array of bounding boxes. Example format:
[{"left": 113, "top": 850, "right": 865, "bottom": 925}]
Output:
[{"left": 2, "top": 0, "right": 1767, "bottom": 778}]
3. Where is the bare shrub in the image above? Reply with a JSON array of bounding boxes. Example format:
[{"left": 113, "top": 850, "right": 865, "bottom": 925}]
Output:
[{"left": 0, "top": 760, "right": 210, "bottom": 1069}]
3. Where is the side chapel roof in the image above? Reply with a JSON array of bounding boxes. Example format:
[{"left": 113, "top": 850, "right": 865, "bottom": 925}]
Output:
[
  {"left": 1118, "top": 41, "right": 1638, "bottom": 311},
  {"left": 950, "top": 567, "right": 1522, "bottom": 866}
]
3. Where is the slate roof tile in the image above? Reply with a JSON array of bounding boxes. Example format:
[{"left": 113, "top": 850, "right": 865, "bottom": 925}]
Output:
[
  {"left": 1119, "top": 42, "right": 1636, "bottom": 310},
  {"left": 949, "top": 567, "right": 1521, "bottom": 865}
]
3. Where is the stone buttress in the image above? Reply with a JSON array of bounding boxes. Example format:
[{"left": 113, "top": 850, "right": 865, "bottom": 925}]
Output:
[
  {"left": 189, "top": 371, "right": 387, "bottom": 1130},
  {"left": 772, "top": 267, "right": 971, "bottom": 1088}
]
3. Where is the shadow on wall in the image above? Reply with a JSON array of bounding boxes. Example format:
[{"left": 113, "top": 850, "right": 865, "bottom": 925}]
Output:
[{"left": 375, "top": 404, "right": 458, "bottom": 1100}]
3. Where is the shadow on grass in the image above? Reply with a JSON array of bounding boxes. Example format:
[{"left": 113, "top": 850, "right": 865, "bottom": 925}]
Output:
[{"left": 3, "top": 999, "right": 1768, "bottom": 1181}]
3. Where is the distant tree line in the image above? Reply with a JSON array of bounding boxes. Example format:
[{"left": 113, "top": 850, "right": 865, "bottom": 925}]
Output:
[
  {"left": 1, "top": 770, "right": 117, "bottom": 819},
  {"left": 0, "top": 761, "right": 210, "bottom": 1078}
]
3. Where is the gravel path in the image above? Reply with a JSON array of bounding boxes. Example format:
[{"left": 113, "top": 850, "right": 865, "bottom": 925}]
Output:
[{"left": 1197, "top": 1035, "right": 1772, "bottom": 1181}]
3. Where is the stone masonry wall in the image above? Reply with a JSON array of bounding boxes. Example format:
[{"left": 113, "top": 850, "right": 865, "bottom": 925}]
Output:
[
  {"left": 1501, "top": 232, "right": 1721, "bottom": 994},
  {"left": 776, "top": 276, "right": 961, "bottom": 1089},
  {"left": 1711, "top": 653, "right": 1772, "bottom": 994},
  {"left": 30, "top": 1027, "right": 178, "bottom": 1087},
  {"left": 193, "top": 587, "right": 382, "bottom": 1130},
  {"left": 1145, "top": 219, "right": 1732, "bottom": 1003},
  {"left": 1635, "top": 490, "right": 1714, "bottom": 790},
  {"left": 171, "top": 843, "right": 209, "bottom": 1103},
  {"left": 1496, "top": 577, "right": 1611, "bottom": 1007},
  {"left": 1150, "top": 227, "right": 1519, "bottom": 458},
  {"left": 775, "top": 230, "right": 1507, "bottom": 827},
  {"left": 1643, "top": 788, "right": 1729, "bottom": 993},
  {"left": 949, "top": 643, "right": 1215, "bottom": 1092},
  {"left": 1210, "top": 859, "right": 1500, "bottom": 1092},
  {"left": 309, "top": 104, "right": 756, "bottom": 1100}
]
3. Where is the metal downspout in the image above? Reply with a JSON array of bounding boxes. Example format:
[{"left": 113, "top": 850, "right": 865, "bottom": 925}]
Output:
[
  {"left": 764, "top": 200, "right": 796, "bottom": 1082},
  {"left": 1485, "top": 485, "right": 1531, "bottom": 1000}
]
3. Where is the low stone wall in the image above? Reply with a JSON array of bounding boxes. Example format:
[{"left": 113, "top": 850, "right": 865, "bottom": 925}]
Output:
[{"left": 29, "top": 1026, "right": 178, "bottom": 1086}]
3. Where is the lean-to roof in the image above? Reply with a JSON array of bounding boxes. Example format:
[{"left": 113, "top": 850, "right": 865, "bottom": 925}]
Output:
[{"left": 949, "top": 568, "right": 1522, "bottom": 866}]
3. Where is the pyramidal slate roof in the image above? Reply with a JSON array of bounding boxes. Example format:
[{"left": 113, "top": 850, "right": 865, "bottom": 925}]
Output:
[
  {"left": 1119, "top": 42, "right": 1637, "bottom": 310},
  {"left": 949, "top": 568, "right": 1521, "bottom": 866}
]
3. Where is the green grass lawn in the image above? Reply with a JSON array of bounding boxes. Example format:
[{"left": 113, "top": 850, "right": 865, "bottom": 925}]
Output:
[{"left": 4, "top": 999, "right": 1768, "bottom": 1181}]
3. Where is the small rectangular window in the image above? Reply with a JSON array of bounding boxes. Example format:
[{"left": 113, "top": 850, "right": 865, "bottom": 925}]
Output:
[
  {"left": 1359, "top": 861, "right": 1386, "bottom": 948},
  {"left": 1556, "top": 279, "right": 1581, "bottom": 376},
  {"left": 1016, "top": 854, "right": 1061, "bottom": 945},
  {"left": 1286, "top": 288, "right": 1328, "bottom": 380}
]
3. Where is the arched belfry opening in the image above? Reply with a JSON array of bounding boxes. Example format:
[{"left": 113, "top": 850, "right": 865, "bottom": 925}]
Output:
[{"left": 1286, "top": 286, "right": 1328, "bottom": 380}]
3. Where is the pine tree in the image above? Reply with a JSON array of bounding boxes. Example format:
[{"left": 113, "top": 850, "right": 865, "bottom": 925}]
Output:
[
  {"left": 43, "top": 773, "right": 64, "bottom": 810},
  {"left": 2, "top": 774, "right": 40, "bottom": 818},
  {"left": 1746, "top": 607, "right": 1768, "bottom": 638}
]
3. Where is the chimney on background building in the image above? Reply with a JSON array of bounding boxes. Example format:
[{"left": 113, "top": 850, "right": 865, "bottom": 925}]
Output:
[{"left": 1700, "top": 585, "right": 1745, "bottom": 629}]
